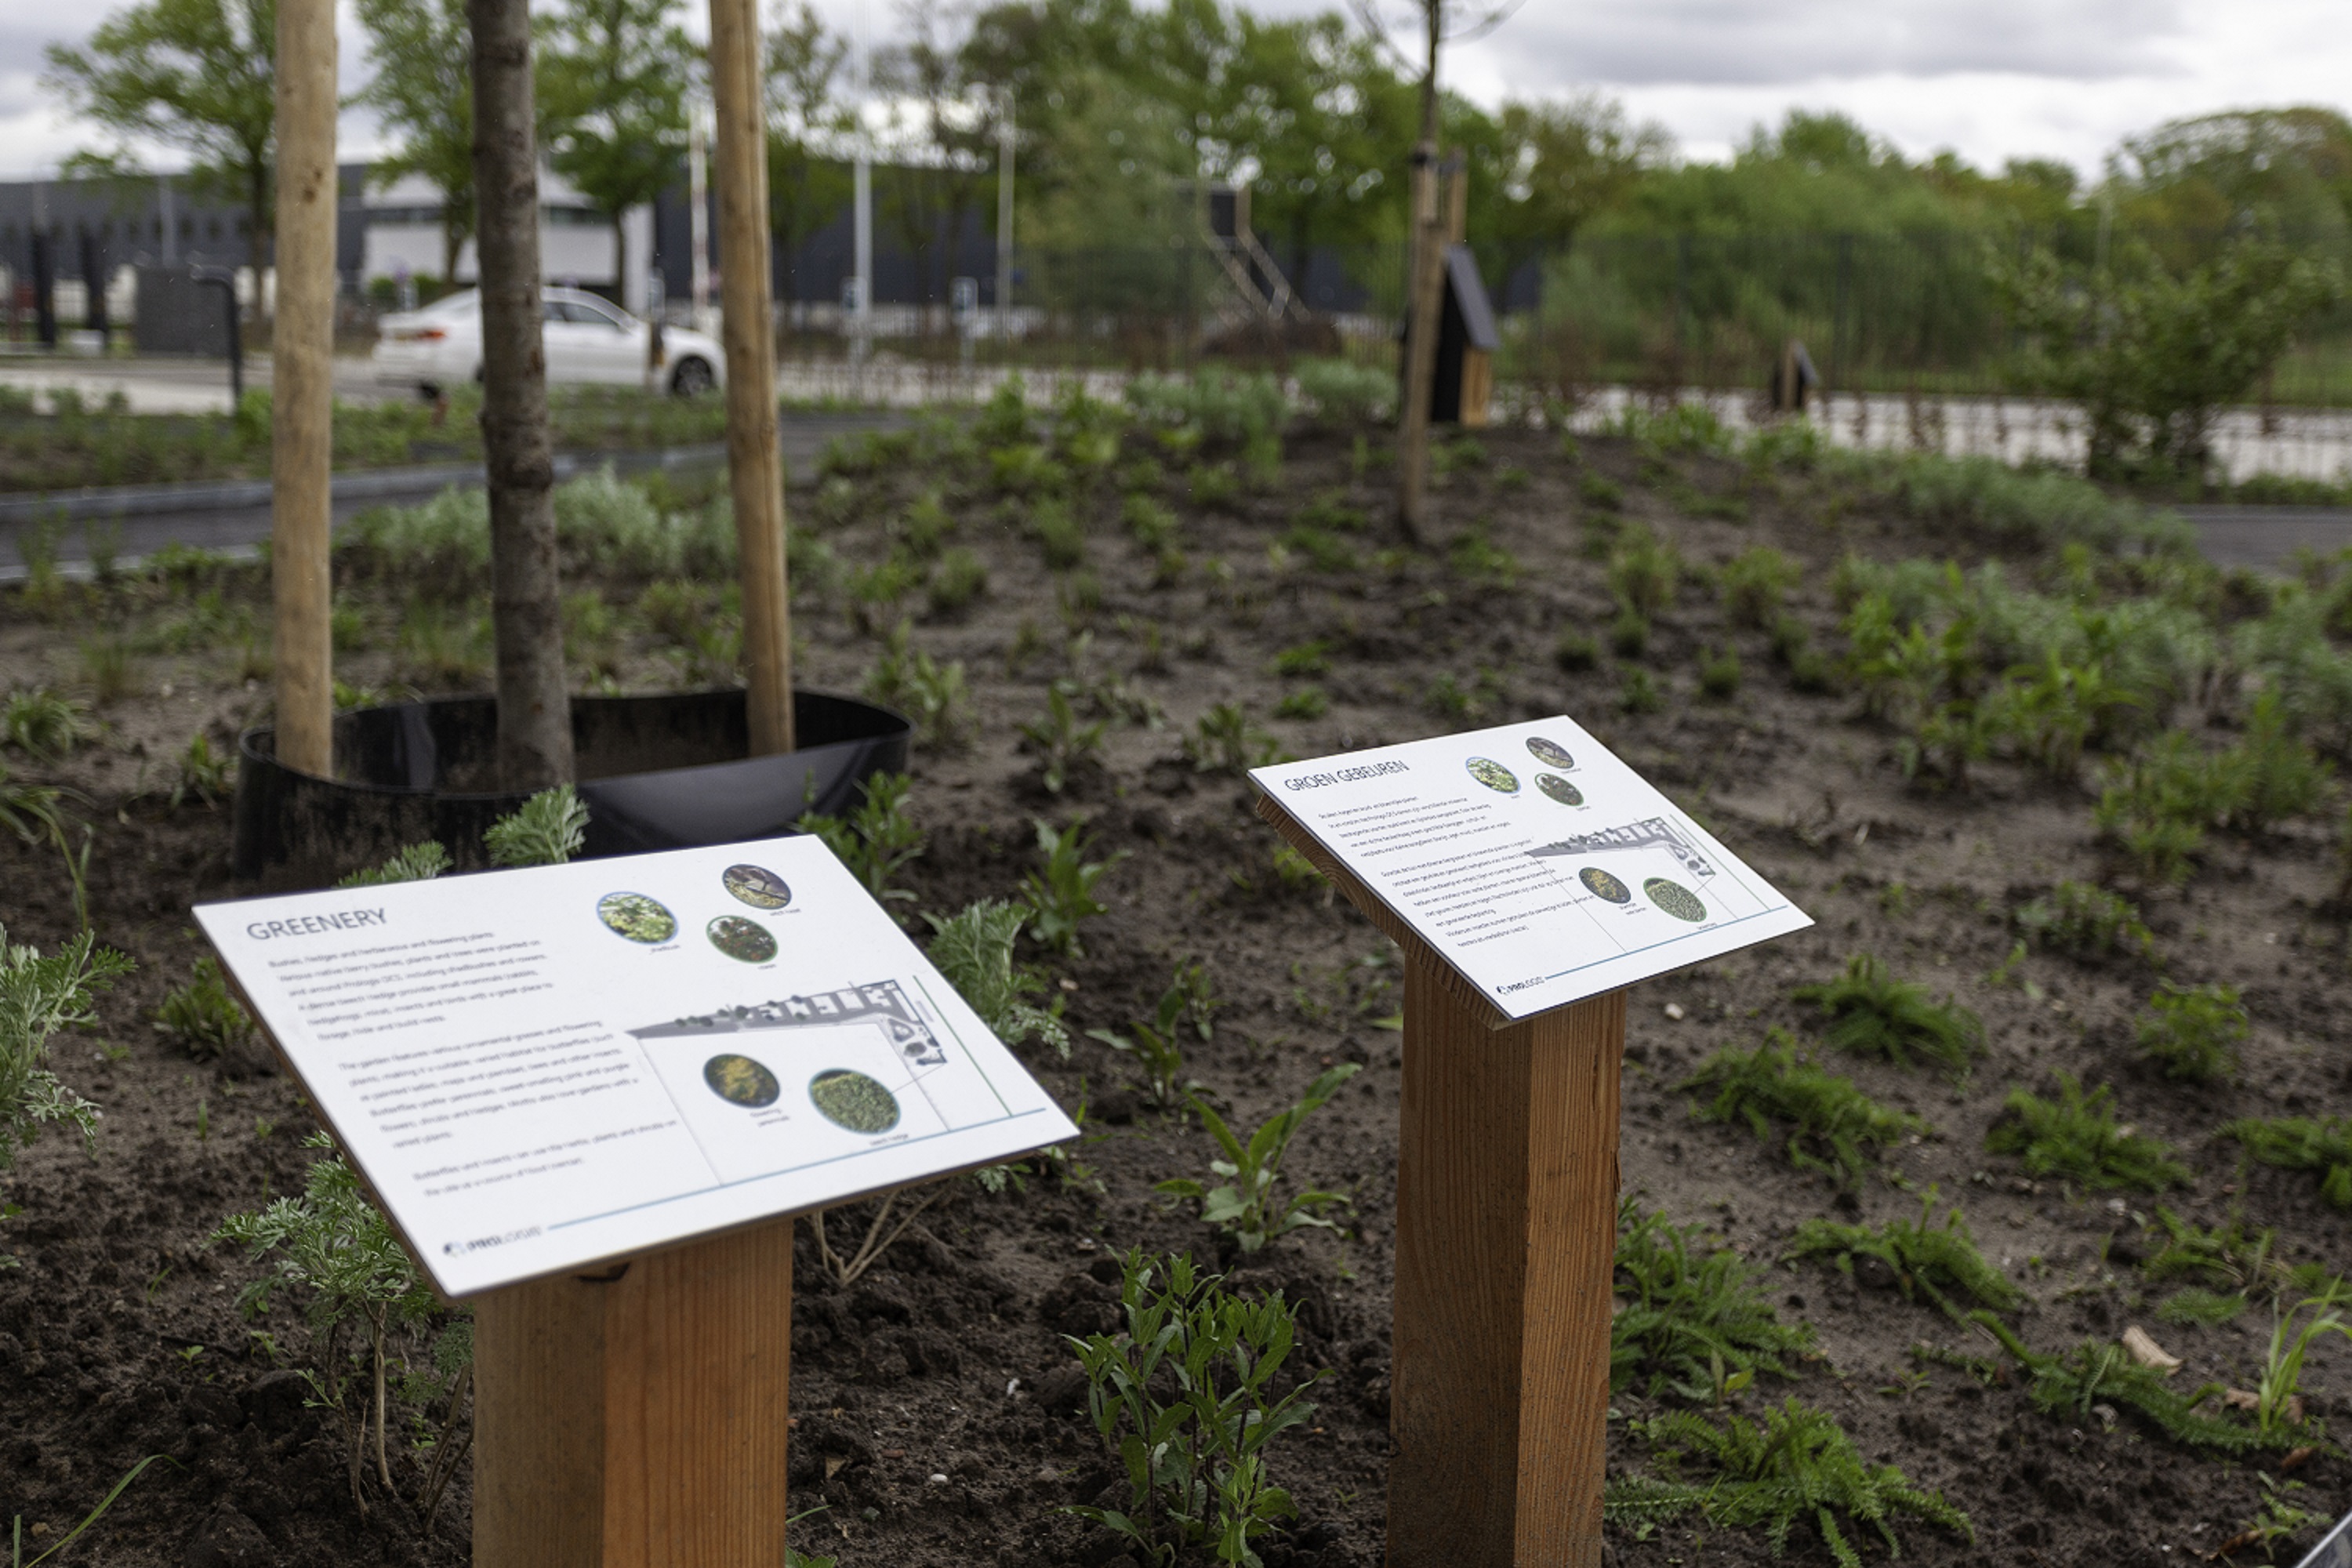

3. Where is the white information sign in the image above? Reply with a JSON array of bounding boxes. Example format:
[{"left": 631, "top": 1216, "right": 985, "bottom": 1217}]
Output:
[
  {"left": 195, "top": 836, "right": 1076, "bottom": 1297},
  {"left": 1252, "top": 717, "right": 1812, "bottom": 1020}
]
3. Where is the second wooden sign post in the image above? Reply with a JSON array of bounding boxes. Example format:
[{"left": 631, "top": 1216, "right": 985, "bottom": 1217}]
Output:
[{"left": 1252, "top": 718, "right": 1812, "bottom": 1568}]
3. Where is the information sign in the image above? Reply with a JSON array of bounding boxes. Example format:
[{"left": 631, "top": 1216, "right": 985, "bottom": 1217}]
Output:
[
  {"left": 1251, "top": 715, "right": 1811, "bottom": 1021},
  {"left": 196, "top": 836, "right": 1076, "bottom": 1297}
]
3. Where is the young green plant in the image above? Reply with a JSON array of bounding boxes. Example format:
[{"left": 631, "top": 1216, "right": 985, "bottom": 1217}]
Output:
[{"left": 1159, "top": 1064, "right": 1361, "bottom": 1253}]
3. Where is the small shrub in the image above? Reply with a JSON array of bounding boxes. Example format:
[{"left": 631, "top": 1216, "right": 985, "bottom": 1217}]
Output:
[
  {"left": 800, "top": 772, "right": 925, "bottom": 906},
  {"left": 1064, "top": 1252, "right": 1322, "bottom": 1566},
  {"left": 1719, "top": 546, "right": 1800, "bottom": 629},
  {"left": 2, "top": 924, "right": 129, "bottom": 1185},
  {"left": 845, "top": 552, "right": 927, "bottom": 636},
  {"left": 1697, "top": 647, "right": 1742, "bottom": 699},
  {"left": 1682, "top": 1030, "right": 1923, "bottom": 1189},
  {"left": 925, "top": 546, "right": 989, "bottom": 619},
  {"left": 483, "top": 785, "right": 587, "bottom": 868},
  {"left": 895, "top": 490, "right": 954, "bottom": 557},
  {"left": 1612, "top": 1200, "right": 1817, "bottom": 1400},
  {"left": 864, "top": 622, "right": 971, "bottom": 748},
  {"left": 155, "top": 957, "right": 256, "bottom": 1064},
  {"left": 1985, "top": 1073, "right": 2188, "bottom": 1191},
  {"left": 1579, "top": 471, "right": 1624, "bottom": 511},
  {"left": 924, "top": 899, "right": 1068, "bottom": 1057},
  {"left": 1294, "top": 357, "right": 1390, "bottom": 426},
  {"left": 1785, "top": 1190, "right": 2020, "bottom": 1320},
  {"left": 1610, "top": 607, "right": 1650, "bottom": 658},
  {"left": 1029, "top": 496, "right": 1087, "bottom": 570},
  {"left": 2135, "top": 982, "right": 2247, "bottom": 1082},
  {"left": 2095, "top": 731, "right": 2238, "bottom": 885},
  {"left": 1122, "top": 492, "right": 1180, "bottom": 551},
  {"left": 2222, "top": 691, "right": 2331, "bottom": 834},
  {"left": 338, "top": 842, "right": 453, "bottom": 887},
  {"left": 1793, "top": 954, "right": 1982, "bottom": 1076},
  {"left": 1185, "top": 702, "right": 1281, "bottom": 774},
  {"left": 1620, "top": 668, "right": 1664, "bottom": 715},
  {"left": 1018, "top": 684, "right": 1108, "bottom": 794},
  {"left": 1158, "top": 1064, "right": 1360, "bottom": 1251},
  {"left": 2, "top": 689, "right": 89, "bottom": 760},
  {"left": 1608, "top": 526, "right": 1680, "bottom": 617},
  {"left": 1188, "top": 462, "right": 1240, "bottom": 510},
  {"left": 2014, "top": 881, "right": 2155, "bottom": 961},
  {"left": 1608, "top": 1398, "right": 1972, "bottom": 1566},
  {"left": 2222, "top": 1116, "right": 2352, "bottom": 1208},
  {"left": 990, "top": 442, "right": 1065, "bottom": 496},
  {"left": 1021, "top": 818, "right": 1127, "bottom": 959}
]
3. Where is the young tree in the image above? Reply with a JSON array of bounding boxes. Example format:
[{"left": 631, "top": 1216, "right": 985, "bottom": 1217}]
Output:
[
  {"left": 42, "top": 0, "right": 278, "bottom": 252},
  {"left": 354, "top": 0, "right": 474, "bottom": 283},
  {"left": 764, "top": 0, "right": 853, "bottom": 305},
  {"left": 535, "top": 0, "right": 695, "bottom": 294}
]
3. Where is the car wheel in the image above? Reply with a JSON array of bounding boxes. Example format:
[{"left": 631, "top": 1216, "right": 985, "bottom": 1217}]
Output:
[{"left": 670, "top": 357, "right": 715, "bottom": 397}]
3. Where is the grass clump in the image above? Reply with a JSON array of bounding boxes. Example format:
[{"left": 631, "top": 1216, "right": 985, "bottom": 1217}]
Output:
[
  {"left": 924, "top": 899, "right": 1069, "bottom": 1058},
  {"left": 1683, "top": 1029, "right": 1924, "bottom": 1189},
  {"left": 2, "top": 689, "right": 90, "bottom": 761},
  {"left": 2135, "top": 981, "right": 2248, "bottom": 1083},
  {"left": 1606, "top": 1398, "right": 1972, "bottom": 1568},
  {"left": 1985, "top": 1073, "right": 2188, "bottom": 1192},
  {"left": 1612, "top": 1200, "right": 1816, "bottom": 1400},
  {"left": 1792, "top": 953, "right": 1982, "bottom": 1075},
  {"left": 2222, "top": 1116, "right": 2352, "bottom": 1208},
  {"left": 2013, "top": 880, "right": 2154, "bottom": 961},
  {"left": 1784, "top": 1189, "right": 2020, "bottom": 1320}
]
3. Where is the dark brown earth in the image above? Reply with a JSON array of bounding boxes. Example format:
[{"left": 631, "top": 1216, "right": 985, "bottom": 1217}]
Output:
[{"left": 2, "top": 412, "right": 2348, "bottom": 1568}]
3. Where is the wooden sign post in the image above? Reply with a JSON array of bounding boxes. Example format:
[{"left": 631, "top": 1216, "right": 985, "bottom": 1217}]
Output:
[
  {"left": 196, "top": 837, "right": 1078, "bottom": 1568},
  {"left": 1250, "top": 720, "right": 1813, "bottom": 1568}
]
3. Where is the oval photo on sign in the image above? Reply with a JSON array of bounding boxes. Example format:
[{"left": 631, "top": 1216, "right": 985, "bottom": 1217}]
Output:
[
  {"left": 722, "top": 863, "right": 791, "bottom": 910},
  {"left": 597, "top": 891, "right": 677, "bottom": 945},
  {"left": 1536, "top": 773, "right": 1584, "bottom": 806},
  {"left": 704, "top": 1053, "right": 782, "bottom": 1108},
  {"left": 1525, "top": 736, "right": 1574, "bottom": 770},
  {"left": 1644, "top": 878, "right": 1708, "bottom": 923},
  {"left": 809, "top": 1069, "right": 901, "bottom": 1134},
  {"left": 1465, "top": 756, "right": 1520, "bottom": 793},
  {"left": 1580, "top": 867, "right": 1632, "bottom": 904},
  {"left": 707, "top": 916, "right": 778, "bottom": 964}
]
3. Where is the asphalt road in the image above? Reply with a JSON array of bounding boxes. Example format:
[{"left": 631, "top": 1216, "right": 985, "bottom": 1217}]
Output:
[{"left": 2180, "top": 506, "right": 2352, "bottom": 572}]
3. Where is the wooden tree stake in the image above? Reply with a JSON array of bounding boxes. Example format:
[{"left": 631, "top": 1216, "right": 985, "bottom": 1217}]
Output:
[
  {"left": 708, "top": 0, "right": 793, "bottom": 756},
  {"left": 1256, "top": 793, "right": 1623, "bottom": 1567},
  {"left": 270, "top": 0, "right": 337, "bottom": 779},
  {"left": 474, "top": 1220, "right": 795, "bottom": 1568}
]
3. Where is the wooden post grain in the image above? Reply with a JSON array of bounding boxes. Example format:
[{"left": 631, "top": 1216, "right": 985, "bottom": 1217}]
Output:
[
  {"left": 269, "top": 0, "right": 336, "bottom": 779},
  {"left": 707, "top": 0, "right": 794, "bottom": 756},
  {"left": 474, "top": 1220, "right": 795, "bottom": 1568}
]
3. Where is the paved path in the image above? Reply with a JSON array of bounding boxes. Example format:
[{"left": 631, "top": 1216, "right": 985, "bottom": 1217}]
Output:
[
  {"left": 0, "top": 412, "right": 905, "bottom": 582},
  {"left": 2180, "top": 506, "right": 2352, "bottom": 572},
  {"left": 0, "top": 352, "right": 398, "bottom": 413}
]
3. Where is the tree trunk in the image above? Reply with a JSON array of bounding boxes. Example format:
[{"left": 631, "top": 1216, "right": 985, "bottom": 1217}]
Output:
[{"left": 470, "top": 0, "right": 575, "bottom": 789}]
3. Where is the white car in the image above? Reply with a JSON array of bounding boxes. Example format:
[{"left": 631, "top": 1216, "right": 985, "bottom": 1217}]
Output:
[{"left": 374, "top": 287, "right": 725, "bottom": 397}]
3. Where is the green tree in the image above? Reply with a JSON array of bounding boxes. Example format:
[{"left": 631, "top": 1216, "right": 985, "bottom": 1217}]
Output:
[
  {"left": 1483, "top": 93, "right": 1668, "bottom": 278},
  {"left": 535, "top": 0, "right": 694, "bottom": 291},
  {"left": 1998, "top": 235, "right": 2345, "bottom": 478},
  {"left": 2116, "top": 107, "right": 2352, "bottom": 249},
  {"left": 354, "top": 0, "right": 474, "bottom": 282},
  {"left": 42, "top": 0, "right": 277, "bottom": 252},
  {"left": 764, "top": 0, "right": 854, "bottom": 305}
]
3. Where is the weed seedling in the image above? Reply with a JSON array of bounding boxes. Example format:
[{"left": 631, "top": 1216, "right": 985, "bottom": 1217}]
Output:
[
  {"left": 1985, "top": 1073, "right": 2188, "bottom": 1192},
  {"left": 923, "top": 900, "right": 1069, "bottom": 1058},
  {"left": 2135, "top": 981, "right": 2248, "bottom": 1083},
  {"left": 1606, "top": 1398, "right": 1972, "bottom": 1567},
  {"left": 1159, "top": 1064, "right": 1360, "bottom": 1251},
  {"left": 1555, "top": 631, "right": 1600, "bottom": 673},
  {"left": 1064, "top": 1251, "right": 1322, "bottom": 1566},
  {"left": 172, "top": 735, "right": 234, "bottom": 809},
  {"left": 154, "top": 958, "right": 255, "bottom": 1064},
  {"left": 1085, "top": 961, "right": 1213, "bottom": 1109},
  {"left": 1609, "top": 606, "right": 1650, "bottom": 658},
  {"left": 1612, "top": 1200, "right": 1816, "bottom": 1400},
  {"left": 863, "top": 622, "right": 971, "bottom": 748},
  {"left": 1021, "top": 819, "right": 1127, "bottom": 959},
  {"left": 1185, "top": 702, "right": 1282, "bottom": 773},
  {"left": 800, "top": 773, "right": 925, "bottom": 907},
  {"left": 925, "top": 546, "right": 989, "bottom": 619},
  {"left": 1620, "top": 667, "right": 1664, "bottom": 715},
  {"left": 1018, "top": 684, "right": 1108, "bottom": 794},
  {"left": 1793, "top": 953, "right": 1983, "bottom": 1076},
  {"left": 1784, "top": 1189, "right": 2020, "bottom": 1320},
  {"left": 1697, "top": 646, "right": 1743, "bottom": 700},
  {"left": 2222, "top": 1116, "right": 2352, "bottom": 1208},
  {"left": 1682, "top": 1029, "right": 1924, "bottom": 1189}
]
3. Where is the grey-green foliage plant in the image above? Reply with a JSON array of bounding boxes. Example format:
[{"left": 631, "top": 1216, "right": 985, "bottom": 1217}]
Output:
[
  {"left": 1, "top": 925, "right": 128, "bottom": 1203},
  {"left": 1682, "top": 1029, "right": 1924, "bottom": 1189},
  {"left": 1019, "top": 683, "right": 1108, "bottom": 794},
  {"left": 154, "top": 956, "right": 255, "bottom": 1064},
  {"left": 1985, "top": 1073, "right": 2188, "bottom": 1192},
  {"left": 863, "top": 621, "right": 971, "bottom": 748},
  {"left": 2223, "top": 1116, "right": 2352, "bottom": 1209},
  {"left": 1064, "top": 1250, "right": 1321, "bottom": 1567},
  {"left": 1158, "top": 1065, "right": 1360, "bottom": 1254},
  {"left": 1605, "top": 1398, "right": 1972, "bottom": 1568},
  {"left": 1086, "top": 960, "right": 1214, "bottom": 1109},
  {"left": 338, "top": 841, "right": 454, "bottom": 887},
  {"left": 2135, "top": 981, "right": 2248, "bottom": 1083},
  {"left": 213, "top": 1134, "right": 456, "bottom": 1506},
  {"left": 800, "top": 773, "right": 924, "bottom": 908},
  {"left": 1964, "top": 1312, "right": 2275, "bottom": 1453},
  {"left": 1292, "top": 357, "right": 1392, "bottom": 427},
  {"left": 1021, "top": 818, "right": 1127, "bottom": 959},
  {"left": 483, "top": 784, "right": 588, "bottom": 868},
  {"left": 923, "top": 899, "right": 1069, "bottom": 1058},
  {"left": 2014, "top": 880, "right": 2155, "bottom": 962},
  {"left": 1612, "top": 1200, "right": 1816, "bottom": 1400},
  {"left": 1792, "top": 953, "right": 1983, "bottom": 1076},
  {"left": 1185, "top": 702, "right": 1282, "bottom": 775},
  {"left": 1784, "top": 1189, "right": 2020, "bottom": 1320}
]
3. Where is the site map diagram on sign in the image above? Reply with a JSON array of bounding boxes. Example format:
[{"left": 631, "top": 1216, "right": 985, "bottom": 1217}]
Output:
[
  {"left": 196, "top": 837, "right": 1076, "bottom": 1296},
  {"left": 1252, "top": 717, "right": 1812, "bottom": 1019}
]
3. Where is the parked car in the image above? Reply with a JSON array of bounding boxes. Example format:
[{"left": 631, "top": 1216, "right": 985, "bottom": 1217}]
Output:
[{"left": 373, "top": 287, "right": 724, "bottom": 397}]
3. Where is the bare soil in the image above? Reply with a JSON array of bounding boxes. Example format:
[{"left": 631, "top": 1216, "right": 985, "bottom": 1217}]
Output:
[{"left": 2, "top": 419, "right": 2347, "bottom": 1568}]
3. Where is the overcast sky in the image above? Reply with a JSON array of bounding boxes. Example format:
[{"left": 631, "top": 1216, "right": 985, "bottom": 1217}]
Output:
[{"left": 1, "top": 0, "right": 2346, "bottom": 183}]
